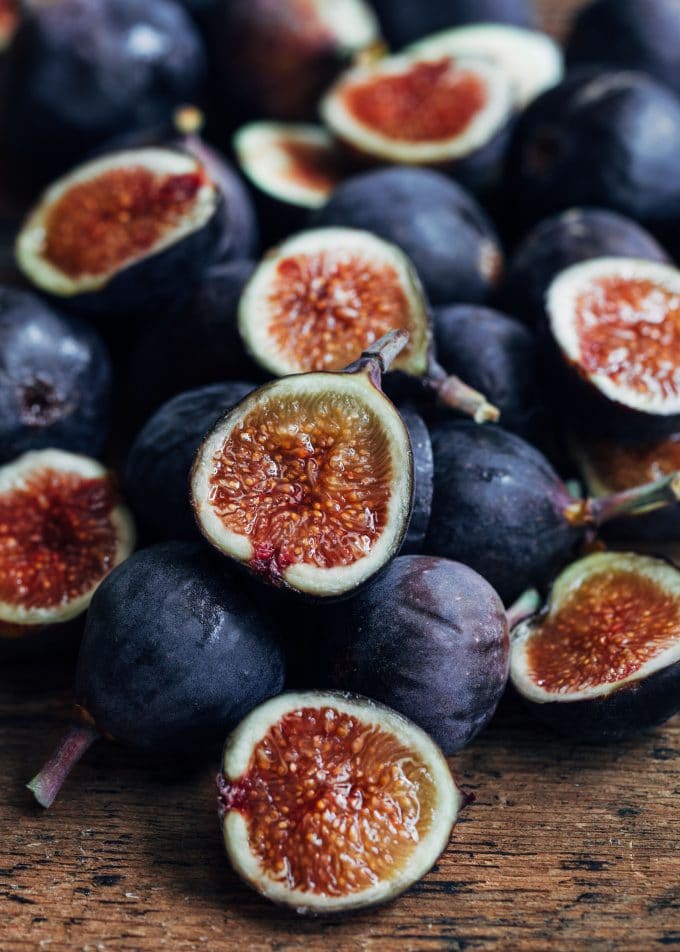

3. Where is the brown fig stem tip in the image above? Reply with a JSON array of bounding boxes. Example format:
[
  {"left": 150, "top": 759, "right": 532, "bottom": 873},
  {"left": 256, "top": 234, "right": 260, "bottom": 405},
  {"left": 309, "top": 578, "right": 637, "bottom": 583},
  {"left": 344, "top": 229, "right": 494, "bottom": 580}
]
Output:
[
  {"left": 506, "top": 589, "right": 542, "bottom": 630},
  {"left": 427, "top": 363, "right": 500, "bottom": 424},
  {"left": 173, "top": 104, "right": 205, "bottom": 138},
  {"left": 565, "top": 471, "right": 680, "bottom": 528},
  {"left": 27, "top": 724, "right": 98, "bottom": 809}
]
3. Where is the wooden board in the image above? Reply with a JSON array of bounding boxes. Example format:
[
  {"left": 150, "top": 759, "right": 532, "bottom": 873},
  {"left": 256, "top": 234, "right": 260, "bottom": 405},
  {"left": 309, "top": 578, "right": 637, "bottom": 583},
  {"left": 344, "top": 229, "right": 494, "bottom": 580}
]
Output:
[{"left": 3, "top": 2, "right": 680, "bottom": 949}]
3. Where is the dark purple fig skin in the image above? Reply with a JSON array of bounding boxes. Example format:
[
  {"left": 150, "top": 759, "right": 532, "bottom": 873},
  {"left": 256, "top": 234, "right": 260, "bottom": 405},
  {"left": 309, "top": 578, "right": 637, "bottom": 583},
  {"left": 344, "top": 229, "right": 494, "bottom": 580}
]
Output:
[
  {"left": 426, "top": 422, "right": 581, "bottom": 604},
  {"left": 497, "top": 208, "right": 670, "bottom": 328},
  {"left": 505, "top": 69, "right": 680, "bottom": 233},
  {"left": 398, "top": 406, "right": 434, "bottom": 554},
  {"left": 76, "top": 541, "right": 285, "bottom": 751},
  {"left": 0, "top": 287, "right": 112, "bottom": 461},
  {"left": 372, "top": 0, "right": 536, "bottom": 48},
  {"left": 319, "top": 556, "right": 509, "bottom": 754},
  {"left": 127, "top": 260, "right": 258, "bottom": 424},
  {"left": 431, "top": 304, "right": 543, "bottom": 440},
  {"left": 125, "top": 381, "right": 255, "bottom": 543},
  {"left": 0, "top": 0, "right": 207, "bottom": 187},
  {"left": 312, "top": 167, "right": 504, "bottom": 306},
  {"left": 567, "top": 0, "right": 680, "bottom": 99},
  {"left": 515, "top": 655, "right": 680, "bottom": 744}
]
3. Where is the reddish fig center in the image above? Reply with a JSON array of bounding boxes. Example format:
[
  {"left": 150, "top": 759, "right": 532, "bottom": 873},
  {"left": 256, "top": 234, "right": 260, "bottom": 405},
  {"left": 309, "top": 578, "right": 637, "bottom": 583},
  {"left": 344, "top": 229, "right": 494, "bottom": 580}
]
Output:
[
  {"left": 42, "top": 166, "right": 208, "bottom": 279},
  {"left": 575, "top": 276, "right": 680, "bottom": 399},
  {"left": 278, "top": 140, "right": 344, "bottom": 195},
  {"left": 344, "top": 58, "right": 488, "bottom": 142},
  {"left": 267, "top": 251, "right": 414, "bottom": 372},
  {"left": 208, "top": 394, "right": 393, "bottom": 576},
  {"left": 0, "top": 0, "right": 18, "bottom": 45},
  {"left": 584, "top": 435, "right": 680, "bottom": 493},
  {"left": 0, "top": 469, "right": 120, "bottom": 610},
  {"left": 528, "top": 569, "right": 680, "bottom": 692},
  {"left": 222, "top": 706, "right": 435, "bottom": 895}
]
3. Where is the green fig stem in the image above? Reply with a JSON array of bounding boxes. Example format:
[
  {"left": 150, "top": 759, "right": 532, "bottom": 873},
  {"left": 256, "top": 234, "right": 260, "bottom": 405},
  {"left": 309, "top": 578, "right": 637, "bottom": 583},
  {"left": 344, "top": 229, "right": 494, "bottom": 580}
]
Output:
[
  {"left": 27, "top": 724, "right": 98, "bottom": 809},
  {"left": 565, "top": 472, "right": 680, "bottom": 528},
  {"left": 506, "top": 589, "right": 542, "bottom": 630},
  {"left": 427, "top": 363, "right": 500, "bottom": 424},
  {"left": 345, "top": 329, "right": 410, "bottom": 386}
]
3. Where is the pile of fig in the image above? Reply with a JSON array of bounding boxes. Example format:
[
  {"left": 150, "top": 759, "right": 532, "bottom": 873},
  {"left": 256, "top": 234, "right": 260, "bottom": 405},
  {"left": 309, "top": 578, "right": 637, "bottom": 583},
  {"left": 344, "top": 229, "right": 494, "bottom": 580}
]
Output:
[{"left": 1, "top": 0, "right": 679, "bottom": 920}]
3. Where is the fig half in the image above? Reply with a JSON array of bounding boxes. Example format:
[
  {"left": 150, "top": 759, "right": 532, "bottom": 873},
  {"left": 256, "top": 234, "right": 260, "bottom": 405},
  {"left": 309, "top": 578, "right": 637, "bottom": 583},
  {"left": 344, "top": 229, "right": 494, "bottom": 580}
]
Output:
[
  {"left": 15, "top": 148, "right": 222, "bottom": 317},
  {"left": 218, "top": 690, "right": 464, "bottom": 915},
  {"left": 510, "top": 551, "right": 680, "bottom": 741},
  {"left": 547, "top": 257, "right": 680, "bottom": 439},
  {"left": 238, "top": 227, "right": 498, "bottom": 422},
  {"left": 191, "top": 332, "right": 414, "bottom": 598},
  {"left": 0, "top": 449, "right": 135, "bottom": 636}
]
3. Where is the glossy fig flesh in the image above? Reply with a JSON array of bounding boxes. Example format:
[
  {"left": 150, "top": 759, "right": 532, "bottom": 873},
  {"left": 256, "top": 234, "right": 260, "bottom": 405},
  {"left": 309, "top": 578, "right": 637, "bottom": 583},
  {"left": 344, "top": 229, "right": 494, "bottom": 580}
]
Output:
[
  {"left": 0, "top": 0, "right": 18, "bottom": 50},
  {"left": 15, "top": 148, "right": 223, "bottom": 317},
  {"left": 238, "top": 227, "right": 498, "bottom": 422},
  {"left": 547, "top": 257, "right": 680, "bottom": 439},
  {"left": 318, "top": 555, "right": 509, "bottom": 754},
  {"left": 27, "top": 541, "right": 286, "bottom": 808},
  {"left": 218, "top": 691, "right": 464, "bottom": 914},
  {"left": 426, "top": 422, "right": 680, "bottom": 605},
  {"left": 321, "top": 50, "right": 514, "bottom": 191},
  {"left": 0, "top": 449, "right": 135, "bottom": 636},
  {"left": 191, "top": 332, "right": 414, "bottom": 598},
  {"left": 510, "top": 551, "right": 680, "bottom": 741}
]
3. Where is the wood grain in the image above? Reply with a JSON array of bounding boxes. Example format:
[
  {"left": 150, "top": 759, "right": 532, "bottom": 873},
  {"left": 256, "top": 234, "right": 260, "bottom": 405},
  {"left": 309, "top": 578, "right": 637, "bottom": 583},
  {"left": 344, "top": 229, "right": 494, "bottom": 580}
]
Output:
[{"left": 3, "top": 2, "right": 680, "bottom": 950}]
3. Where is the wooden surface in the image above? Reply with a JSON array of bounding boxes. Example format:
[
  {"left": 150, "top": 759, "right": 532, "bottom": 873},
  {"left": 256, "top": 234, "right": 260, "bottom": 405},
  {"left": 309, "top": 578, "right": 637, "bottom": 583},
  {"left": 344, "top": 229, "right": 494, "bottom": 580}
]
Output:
[{"left": 4, "top": 2, "right": 680, "bottom": 950}]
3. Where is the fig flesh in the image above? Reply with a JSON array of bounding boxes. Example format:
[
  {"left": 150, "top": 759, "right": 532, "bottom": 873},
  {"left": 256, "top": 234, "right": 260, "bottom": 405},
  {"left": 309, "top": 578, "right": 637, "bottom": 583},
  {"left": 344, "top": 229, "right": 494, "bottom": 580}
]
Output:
[
  {"left": 510, "top": 551, "right": 680, "bottom": 741},
  {"left": 218, "top": 690, "right": 464, "bottom": 914},
  {"left": 0, "top": 449, "right": 135, "bottom": 635}
]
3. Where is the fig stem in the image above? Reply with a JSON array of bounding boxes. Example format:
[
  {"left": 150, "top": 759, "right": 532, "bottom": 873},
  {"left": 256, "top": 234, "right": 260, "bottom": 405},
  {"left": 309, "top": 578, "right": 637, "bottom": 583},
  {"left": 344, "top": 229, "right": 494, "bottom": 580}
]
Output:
[
  {"left": 26, "top": 724, "right": 98, "bottom": 809},
  {"left": 506, "top": 589, "right": 541, "bottom": 630},
  {"left": 345, "top": 329, "right": 410, "bottom": 385},
  {"left": 565, "top": 472, "right": 680, "bottom": 528},
  {"left": 174, "top": 104, "right": 205, "bottom": 138},
  {"left": 427, "top": 363, "right": 500, "bottom": 424}
]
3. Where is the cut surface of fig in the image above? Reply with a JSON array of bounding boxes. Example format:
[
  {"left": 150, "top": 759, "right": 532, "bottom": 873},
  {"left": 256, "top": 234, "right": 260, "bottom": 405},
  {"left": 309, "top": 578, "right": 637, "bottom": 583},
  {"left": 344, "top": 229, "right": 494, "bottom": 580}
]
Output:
[
  {"left": 233, "top": 123, "right": 346, "bottom": 209},
  {"left": 219, "top": 691, "right": 463, "bottom": 914},
  {"left": 191, "top": 354, "right": 413, "bottom": 596},
  {"left": 239, "top": 228, "right": 430, "bottom": 378},
  {"left": 510, "top": 552, "right": 680, "bottom": 739},
  {"left": 548, "top": 258, "right": 680, "bottom": 417},
  {"left": 408, "top": 24, "right": 563, "bottom": 107},
  {"left": 574, "top": 434, "right": 680, "bottom": 497},
  {"left": 0, "top": 450, "right": 135, "bottom": 631},
  {"left": 16, "top": 148, "right": 219, "bottom": 297},
  {"left": 321, "top": 51, "right": 512, "bottom": 166}
]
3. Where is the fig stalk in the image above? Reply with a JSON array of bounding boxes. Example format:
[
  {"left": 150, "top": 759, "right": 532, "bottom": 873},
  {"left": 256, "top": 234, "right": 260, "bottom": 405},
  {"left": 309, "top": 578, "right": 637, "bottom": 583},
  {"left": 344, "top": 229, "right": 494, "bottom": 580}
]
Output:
[
  {"left": 565, "top": 472, "right": 680, "bottom": 527},
  {"left": 347, "top": 328, "right": 410, "bottom": 384},
  {"left": 27, "top": 723, "right": 98, "bottom": 808},
  {"left": 427, "top": 362, "right": 500, "bottom": 423}
]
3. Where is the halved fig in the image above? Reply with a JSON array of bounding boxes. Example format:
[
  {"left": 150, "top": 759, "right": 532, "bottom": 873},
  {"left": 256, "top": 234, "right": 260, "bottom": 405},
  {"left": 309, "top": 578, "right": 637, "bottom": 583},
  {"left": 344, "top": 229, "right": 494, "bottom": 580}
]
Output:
[
  {"left": 15, "top": 148, "right": 222, "bottom": 317},
  {"left": 191, "top": 332, "right": 414, "bottom": 598},
  {"left": 0, "top": 449, "right": 135, "bottom": 636},
  {"left": 0, "top": 0, "right": 18, "bottom": 51},
  {"left": 547, "top": 257, "right": 680, "bottom": 439},
  {"left": 409, "top": 24, "right": 563, "bottom": 108},
  {"left": 510, "top": 551, "right": 680, "bottom": 741},
  {"left": 218, "top": 690, "right": 464, "bottom": 914},
  {"left": 238, "top": 227, "right": 498, "bottom": 423},
  {"left": 320, "top": 51, "right": 513, "bottom": 190}
]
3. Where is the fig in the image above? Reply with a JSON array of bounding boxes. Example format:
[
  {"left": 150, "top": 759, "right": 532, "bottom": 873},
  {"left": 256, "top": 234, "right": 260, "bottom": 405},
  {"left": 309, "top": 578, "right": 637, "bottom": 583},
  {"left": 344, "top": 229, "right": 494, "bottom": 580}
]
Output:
[
  {"left": 0, "top": 288, "right": 113, "bottom": 461},
  {"left": 497, "top": 208, "right": 671, "bottom": 327},
  {"left": 212, "top": 0, "right": 380, "bottom": 122},
  {"left": 399, "top": 406, "right": 434, "bottom": 555},
  {"left": 432, "top": 304, "right": 542, "bottom": 439},
  {"left": 0, "top": 0, "right": 18, "bottom": 51},
  {"left": 571, "top": 432, "right": 680, "bottom": 543},
  {"left": 316, "top": 556, "right": 508, "bottom": 754},
  {"left": 238, "top": 227, "right": 498, "bottom": 422},
  {"left": 191, "top": 331, "right": 414, "bottom": 598},
  {"left": 425, "top": 422, "right": 680, "bottom": 604},
  {"left": 408, "top": 23, "right": 563, "bottom": 108},
  {"left": 0, "top": 449, "right": 135, "bottom": 636},
  {"left": 505, "top": 69, "right": 680, "bottom": 232},
  {"left": 321, "top": 50, "right": 514, "bottom": 192},
  {"left": 567, "top": 0, "right": 680, "bottom": 99},
  {"left": 510, "top": 551, "right": 680, "bottom": 742},
  {"left": 217, "top": 690, "right": 464, "bottom": 914},
  {"left": 125, "top": 381, "right": 255, "bottom": 543},
  {"left": 546, "top": 257, "right": 680, "bottom": 440},
  {"left": 0, "top": 0, "right": 207, "bottom": 185},
  {"left": 312, "top": 166, "right": 504, "bottom": 307},
  {"left": 27, "top": 541, "right": 286, "bottom": 808},
  {"left": 372, "top": 0, "right": 537, "bottom": 49},
  {"left": 15, "top": 147, "right": 223, "bottom": 318}
]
